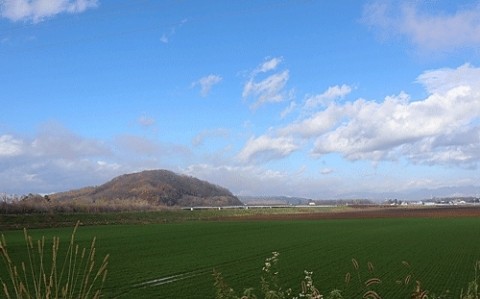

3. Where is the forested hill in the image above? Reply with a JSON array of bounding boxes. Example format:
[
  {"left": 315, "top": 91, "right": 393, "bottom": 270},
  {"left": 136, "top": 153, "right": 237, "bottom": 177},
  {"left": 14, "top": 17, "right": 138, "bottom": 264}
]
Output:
[{"left": 51, "top": 169, "right": 242, "bottom": 207}]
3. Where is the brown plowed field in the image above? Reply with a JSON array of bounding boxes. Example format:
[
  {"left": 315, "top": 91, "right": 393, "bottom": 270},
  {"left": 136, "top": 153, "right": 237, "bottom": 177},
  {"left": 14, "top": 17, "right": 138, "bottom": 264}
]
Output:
[{"left": 223, "top": 206, "right": 480, "bottom": 221}]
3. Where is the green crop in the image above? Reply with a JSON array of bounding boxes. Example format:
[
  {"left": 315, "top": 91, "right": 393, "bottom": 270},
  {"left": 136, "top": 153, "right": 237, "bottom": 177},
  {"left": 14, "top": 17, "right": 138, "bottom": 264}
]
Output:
[{"left": 1, "top": 217, "right": 480, "bottom": 298}]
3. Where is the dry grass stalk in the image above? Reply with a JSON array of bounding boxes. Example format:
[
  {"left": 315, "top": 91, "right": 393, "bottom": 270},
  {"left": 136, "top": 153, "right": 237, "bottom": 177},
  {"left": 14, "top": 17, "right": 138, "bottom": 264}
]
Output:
[
  {"left": 0, "top": 221, "right": 108, "bottom": 299},
  {"left": 351, "top": 258, "right": 359, "bottom": 270},
  {"left": 367, "top": 261, "right": 374, "bottom": 273},
  {"left": 363, "top": 290, "right": 381, "bottom": 299},
  {"left": 364, "top": 278, "right": 381, "bottom": 287},
  {"left": 404, "top": 274, "right": 412, "bottom": 285},
  {"left": 411, "top": 281, "right": 428, "bottom": 299}
]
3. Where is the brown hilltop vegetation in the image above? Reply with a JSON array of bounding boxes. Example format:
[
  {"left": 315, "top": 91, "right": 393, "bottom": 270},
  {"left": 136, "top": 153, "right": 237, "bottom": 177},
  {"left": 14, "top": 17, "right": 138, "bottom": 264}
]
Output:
[{"left": 50, "top": 169, "right": 242, "bottom": 207}]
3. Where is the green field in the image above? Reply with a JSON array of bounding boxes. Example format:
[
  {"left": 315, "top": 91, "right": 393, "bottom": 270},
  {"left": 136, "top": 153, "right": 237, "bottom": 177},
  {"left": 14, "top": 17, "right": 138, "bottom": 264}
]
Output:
[
  {"left": 0, "top": 207, "right": 341, "bottom": 230},
  {"left": 2, "top": 217, "right": 480, "bottom": 298}
]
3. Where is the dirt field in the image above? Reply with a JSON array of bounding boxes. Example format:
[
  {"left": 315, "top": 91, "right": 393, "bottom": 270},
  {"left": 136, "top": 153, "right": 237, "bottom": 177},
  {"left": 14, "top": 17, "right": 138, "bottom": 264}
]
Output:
[{"left": 224, "top": 206, "right": 480, "bottom": 221}]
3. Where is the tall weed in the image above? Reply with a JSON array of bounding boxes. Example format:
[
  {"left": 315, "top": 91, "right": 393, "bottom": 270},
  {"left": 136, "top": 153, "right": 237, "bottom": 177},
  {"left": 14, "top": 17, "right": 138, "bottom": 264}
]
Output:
[
  {"left": 0, "top": 221, "right": 108, "bottom": 299},
  {"left": 214, "top": 252, "right": 480, "bottom": 299}
]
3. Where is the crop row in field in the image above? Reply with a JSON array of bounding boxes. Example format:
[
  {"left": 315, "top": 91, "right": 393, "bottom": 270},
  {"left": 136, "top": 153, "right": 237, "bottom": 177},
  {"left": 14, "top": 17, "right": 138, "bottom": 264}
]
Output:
[{"left": 2, "top": 217, "right": 480, "bottom": 298}]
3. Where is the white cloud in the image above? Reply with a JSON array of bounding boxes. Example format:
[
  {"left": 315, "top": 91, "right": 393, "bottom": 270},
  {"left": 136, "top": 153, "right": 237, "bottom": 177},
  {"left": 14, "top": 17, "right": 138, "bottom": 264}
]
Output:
[
  {"left": 308, "top": 64, "right": 480, "bottom": 166},
  {"left": 280, "top": 104, "right": 344, "bottom": 138},
  {"left": 0, "top": 0, "right": 98, "bottom": 23},
  {"left": 280, "top": 101, "right": 297, "bottom": 119},
  {"left": 402, "top": 127, "right": 480, "bottom": 167},
  {"left": 243, "top": 64, "right": 480, "bottom": 168},
  {"left": 66, "top": 0, "right": 96, "bottom": 13},
  {"left": 304, "top": 84, "right": 352, "bottom": 110},
  {"left": 0, "top": 135, "right": 24, "bottom": 157},
  {"left": 237, "top": 135, "right": 298, "bottom": 163},
  {"left": 363, "top": 1, "right": 480, "bottom": 52},
  {"left": 192, "top": 74, "right": 222, "bottom": 97},
  {"left": 243, "top": 57, "right": 291, "bottom": 109},
  {"left": 252, "top": 57, "right": 283, "bottom": 75},
  {"left": 417, "top": 63, "right": 480, "bottom": 94},
  {"left": 243, "top": 70, "right": 290, "bottom": 109}
]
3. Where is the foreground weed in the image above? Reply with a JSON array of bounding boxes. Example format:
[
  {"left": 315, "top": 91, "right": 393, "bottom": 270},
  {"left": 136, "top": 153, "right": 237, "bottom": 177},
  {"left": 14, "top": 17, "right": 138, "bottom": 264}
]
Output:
[
  {"left": 0, "top": 221, "right": 109, "bottom": 299},
  {"left": 214, "top": 252, "right": 480, "bottom": 299},
  {"left": 343, "top": 258, "right": 382, "bottom": 299},
  {"left": 214, "top": 252, "right": 341, "bottom": 299},
  {"left": 261, "top": 251, "right": 290, "bottom": 299},
  {"left": 460, "top": 261, "right": 480, "bottom": 299}
]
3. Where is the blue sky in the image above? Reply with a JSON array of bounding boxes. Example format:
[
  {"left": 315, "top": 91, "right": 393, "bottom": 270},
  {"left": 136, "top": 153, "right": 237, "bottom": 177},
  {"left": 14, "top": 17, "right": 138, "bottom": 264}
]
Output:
[{"left": 1, "top": 0, "right": 480, "bottom": 200}]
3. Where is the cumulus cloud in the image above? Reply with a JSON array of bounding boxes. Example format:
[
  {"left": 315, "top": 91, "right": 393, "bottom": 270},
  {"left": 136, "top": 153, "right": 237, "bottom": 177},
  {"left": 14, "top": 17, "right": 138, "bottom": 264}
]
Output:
[
  {"left": 0, "top": 0, "right": 98, "bottom": 23},
  {"left": 417, "top": 63, "right": 480, "bottom": 94},
  {"left": 402, "top": 127, "right": 480, "bottom": 167},
  {"left": 362, "top": 1, "right": 480, "bottom": 52},
  {"left": 242, "top": 64, "right": 480, "bottom": 168},
  {"left": 280, "top": 103, "right": 345, "bottom": 138},
  {"left": 237, "top": 135, "right": 298, "bottom": 163},
  {"left": 277, "top": 84, "right": 353, "bottom": 137},
  {"left": 313, "top": 81, "right": 480, "bottom": 162},
  {"left": 192, "top": 74, "right": 222, "bottom": 97},
  {"left": 308, "top": 65, "right": 480, "bottom": 166},
  {"left": 243, "top": 57, "right": 291, "bottom": 109}
]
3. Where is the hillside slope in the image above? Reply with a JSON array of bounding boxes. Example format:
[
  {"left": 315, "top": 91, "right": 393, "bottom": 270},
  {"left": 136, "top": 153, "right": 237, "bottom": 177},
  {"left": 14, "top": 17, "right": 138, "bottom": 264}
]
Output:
[{"left": 51, "top": 169, "right": 242, "bottom": 207}]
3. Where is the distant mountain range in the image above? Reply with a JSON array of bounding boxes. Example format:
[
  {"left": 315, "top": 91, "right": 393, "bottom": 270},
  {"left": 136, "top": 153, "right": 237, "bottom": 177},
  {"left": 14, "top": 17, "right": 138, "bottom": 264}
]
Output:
[
  {"left": 51, "top": 169, "right": 242, "bottom": 207},
  {"left": 331, "top": 185, "right": 480, "bottom": 202},
  {"left": 239, "top": 186, "right": 480, "bottom": 204}
]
